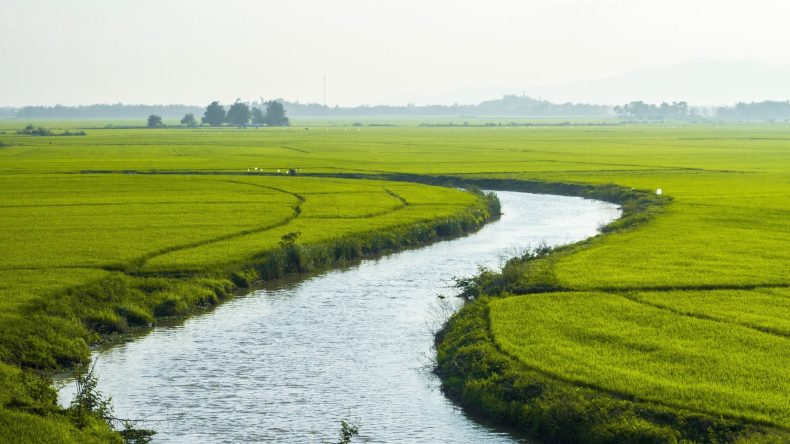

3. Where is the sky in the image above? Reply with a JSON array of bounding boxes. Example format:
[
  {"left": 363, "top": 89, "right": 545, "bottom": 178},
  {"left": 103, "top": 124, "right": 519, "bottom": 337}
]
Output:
[{"left": 2, "top": 0, "right": 790, "bottom": 107}]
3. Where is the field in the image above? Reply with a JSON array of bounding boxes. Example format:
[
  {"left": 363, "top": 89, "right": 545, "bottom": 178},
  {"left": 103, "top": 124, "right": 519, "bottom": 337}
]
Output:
[
  {"left": 0, "top": 122, "right": 788, "bottom": 442},
  {"left": 0, "top": 125, "right": 498, "bottom": 442},
  {"left": 490, "top": 292, "right": 790, "bottom": 428}
]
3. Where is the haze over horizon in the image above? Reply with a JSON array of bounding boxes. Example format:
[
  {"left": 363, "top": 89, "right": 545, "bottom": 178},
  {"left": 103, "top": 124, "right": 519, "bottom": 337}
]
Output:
[{"left": 3, "top": 0, "right": 790, "bottom": 107}]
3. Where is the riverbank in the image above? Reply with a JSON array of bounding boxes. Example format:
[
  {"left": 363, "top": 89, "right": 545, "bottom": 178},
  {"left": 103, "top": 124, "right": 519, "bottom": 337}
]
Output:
[
  {"left": 2, "top": 124, "right": 788, "bottom": 442},
  {"left": 57, "top": 191, "right": 620, "bottom": 442},
  {"left": 0, "top": 174, "right": 498, "bottom": 443},
  {"left": 434, "top": 180, "right": 789, "bottom": 443}
]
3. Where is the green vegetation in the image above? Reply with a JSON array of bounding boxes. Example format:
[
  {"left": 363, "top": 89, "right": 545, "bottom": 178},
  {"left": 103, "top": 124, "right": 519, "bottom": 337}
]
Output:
[
  {"left": 436, "top": 297, "right": 778, "bottom": 444},
  {"left": 201, "top": 101, "right": 226, "bottom": 126},
  {"left": 16, "top": 124, "right": 86, "bottom": 137},
  {"left": 491, "top": 293, "right": 789, "bottom": 428},
  {"left": 66, "top": 363, "right": 155, "bottom": 443},
  {"left": 146, "top": 115, "right": 162, "bottom": 128},
  {"left": 0, "top": 125, "right": 496, "bottom": 441},
  {"left": 180, "top": 112, "right": 197, "bottom": 127},
  {"left": 199, "top": 99, "right": 289, "bottom": 127},
  {"left": 614, "top": 101, "right": 691, "bottom": 120},
  {"left": 0, "top": 122, "right": 788, "bottom": 442}
]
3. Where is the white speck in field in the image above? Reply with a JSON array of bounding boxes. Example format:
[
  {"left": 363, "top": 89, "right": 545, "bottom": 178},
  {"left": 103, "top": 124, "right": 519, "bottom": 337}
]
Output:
[{"left": 656, "top": 188, "right": 663, "bottom": 195}]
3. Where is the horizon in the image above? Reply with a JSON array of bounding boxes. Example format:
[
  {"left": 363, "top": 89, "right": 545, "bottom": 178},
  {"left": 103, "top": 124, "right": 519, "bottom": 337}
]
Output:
[{"left": 4, "top": 83, "right": 790, "bottom": 111}]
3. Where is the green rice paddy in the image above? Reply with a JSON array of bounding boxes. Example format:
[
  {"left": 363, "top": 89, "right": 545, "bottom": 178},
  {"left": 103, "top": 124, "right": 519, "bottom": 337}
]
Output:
[
  {"left": 0, "top": 122, "right": 788, "bottom": 442},
  {"left": 490, "top": 292, "right": 790, "bottom": 428}
]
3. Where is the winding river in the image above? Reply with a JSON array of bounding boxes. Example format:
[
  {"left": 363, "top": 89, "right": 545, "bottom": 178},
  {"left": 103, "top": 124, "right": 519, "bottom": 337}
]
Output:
[{"left": 59, "top": 191, "right": 620, "bottom": 443}]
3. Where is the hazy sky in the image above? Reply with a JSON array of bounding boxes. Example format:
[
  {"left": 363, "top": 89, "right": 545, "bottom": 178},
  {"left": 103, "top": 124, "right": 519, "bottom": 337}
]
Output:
[{"left": 2, "top": 0, "right": 790, "bottom": 106}]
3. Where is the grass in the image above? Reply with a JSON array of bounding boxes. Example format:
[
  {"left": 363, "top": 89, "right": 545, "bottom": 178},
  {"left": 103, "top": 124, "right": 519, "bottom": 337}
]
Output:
[
  {"left": 0, "top": 122, "right": 788, "bottom": 441},
  {"left": 0, "top": 171, "right": 487, "bottom": 339},
  {"left": 0, "top": 125, "right": 497, "bottom": 442},
  {"left": 490, "top": 293, "right": 790, "bottom": 428},
  {"left": 540, "top": 172, "right": 790, "bottom": 290},
  {"left": 0, "top": 173, "right": 474, "bottom": 273},
  {"left": 630, "top": 288, "right": 790, "bottom": 337}
]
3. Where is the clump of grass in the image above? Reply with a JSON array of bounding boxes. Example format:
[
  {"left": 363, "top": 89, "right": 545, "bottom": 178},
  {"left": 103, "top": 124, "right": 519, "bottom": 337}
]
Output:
[{"left": 453, "top": 243, "right": 557, "bottom": 298}]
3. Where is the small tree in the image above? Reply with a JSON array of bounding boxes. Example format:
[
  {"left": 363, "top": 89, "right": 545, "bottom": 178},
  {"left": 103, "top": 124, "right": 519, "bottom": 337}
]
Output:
[
  {"left": 337, "top": 419, "right": 359, "bottom": 444},
  {"left": 146, "top": 115, "right": 162, "bottom": 128},
  {"left": 202, "top": 101, "right": 226, "bottom": 126},
  {"left": 265, "top": 101, "right": 290, "bottom": 126},
  {"left": 279, "top": 231, "right": 302, "bottom": 272},
  {"left": 226, "top": 100, "right": 251, "bottom": 127},
  {"left": 68, "top": 363, "right": 156, "bottom": 443},
  {"left": 180, "top": 113, "right": 197, "bottom": 127}
]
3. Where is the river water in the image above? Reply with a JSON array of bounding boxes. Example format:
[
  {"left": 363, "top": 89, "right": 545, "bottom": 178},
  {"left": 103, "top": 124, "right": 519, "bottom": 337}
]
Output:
[{"left": 59, "top": 192, "right": 620, "bottom": 443}]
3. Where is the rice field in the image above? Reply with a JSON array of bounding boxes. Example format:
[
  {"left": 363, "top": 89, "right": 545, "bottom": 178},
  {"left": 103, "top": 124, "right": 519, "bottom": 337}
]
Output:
[
  {"left": 489, "top": 292, "right": 790, "bottom": 429},
  {"left": 0, "top": 122, "right": 788, "bottom": 442}
]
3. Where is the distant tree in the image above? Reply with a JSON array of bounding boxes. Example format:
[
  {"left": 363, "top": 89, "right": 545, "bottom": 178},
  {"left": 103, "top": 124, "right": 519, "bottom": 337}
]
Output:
[
  {"left": 615, "top": 101, "right": 690, "bottom": 120},
  {"left": 226, "top": 100, "right": 251, "bottom": 127},
  {"left": 17, "top": 124, "right": 52, "bottom": 136},
  {"left": 717, "top": 100, "right": 790, "bottom": 121},
  {"left": 265, "top": 101, "right": 290, "bottom": 126},
  {"left": 251, "top": 107, "right": 265, "bottom": 125},
  {"left": 202, "top": 101, "right": 226, "bottom": 126},
  {"left": 180, "top": 112, "right": 197, "bottom": 127},
  {"left": 147, "top": 114, "right": 163, "bottom": 128}
]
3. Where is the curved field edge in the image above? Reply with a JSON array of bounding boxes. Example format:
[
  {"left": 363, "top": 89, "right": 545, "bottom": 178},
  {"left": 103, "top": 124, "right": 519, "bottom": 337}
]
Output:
[
  {"left": 432, "top": 178, "right": 787, "bottom": 444},
  {"left": 435, "top": 299, "right": 787, "bottom": 444},
  {"left": 489, "top": 293, "right": 790, "bottom": 429},
  {"left": 0, "top": 182, "right": 499, "bottom": 443}
]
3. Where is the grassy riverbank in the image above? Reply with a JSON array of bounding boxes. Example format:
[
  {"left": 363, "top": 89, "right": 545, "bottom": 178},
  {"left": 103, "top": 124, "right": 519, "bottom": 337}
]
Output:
[
  {"left": 1, "top": 123, "right": 788, "bottom": 441},
  {"left": 427, "top": 127, "right": 789, "bottom": 442},
  {"left": 0, "top": 126, "right": 499, "bottom": 441}
]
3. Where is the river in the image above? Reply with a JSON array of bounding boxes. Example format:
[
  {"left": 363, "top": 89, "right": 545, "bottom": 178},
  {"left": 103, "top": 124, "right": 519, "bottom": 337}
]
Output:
[{"left": 59, "top": 191, "right": 620, "bottom": 443}]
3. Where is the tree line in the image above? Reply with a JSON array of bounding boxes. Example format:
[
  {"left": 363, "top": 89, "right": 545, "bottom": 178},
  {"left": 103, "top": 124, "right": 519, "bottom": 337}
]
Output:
[
  {"left": 9, "top": 98, "right": 790, "bottom": 122},
  {"left": 614, "top": 101, "right": 692, "bottom": 120},
  {"left": 9, "top": 104, "right": 201, "bottom": 119},
  {"left": 614, "top": 100, "right": 790, "bottom": 121},
  {"left": 148, "top": 100, "right": 289, "bottom": 128},
  {"left": 715, "top": 101, "right": 790, "bottom": 121},
  {"left": 282, "top": 94, "right": 611, "bottom": 118},
  {"left": 9, "top": 95, "right": 611, "bottom": 120}
]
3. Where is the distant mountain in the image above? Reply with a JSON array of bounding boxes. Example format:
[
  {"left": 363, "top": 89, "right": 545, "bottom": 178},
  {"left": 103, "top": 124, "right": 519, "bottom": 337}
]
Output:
[
  {"left": 390, "top": 59, "right": 790, "bottom": 107},
  {"left": 385, "top": 86, "right": 517, "bottom": 107},
  {"left": 527, "top": 59, "right": 790, "bottom": 105},
  {"left": 284, "top": 95, "right": 610, "bottom": 118}
]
